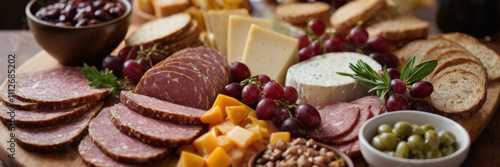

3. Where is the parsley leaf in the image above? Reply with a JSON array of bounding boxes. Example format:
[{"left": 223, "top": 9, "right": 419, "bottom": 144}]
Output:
[{"left": 81, "top": 63, "right": 127, "bottom": 95}]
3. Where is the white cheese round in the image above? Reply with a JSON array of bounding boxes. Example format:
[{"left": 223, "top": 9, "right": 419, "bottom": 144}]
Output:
[{"left": 285, "top": 52, "right": 382, "bottom": 107}]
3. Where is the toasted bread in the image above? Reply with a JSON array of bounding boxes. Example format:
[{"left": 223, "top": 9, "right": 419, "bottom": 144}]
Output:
[
  {"left": 418, "top": 44, "right": 465, "bottom": 63},
  {"left": 430, "top": 58, "right": 487, "bottom": 84},
  {"left": 276, "top": 2, "right": 331, "bottom": 26},
  {"left": 366, "top": 14, "right": 429, "bottom": 42},
  {"left": 330, "top": 0, "right": 385, "bottom": 32}
]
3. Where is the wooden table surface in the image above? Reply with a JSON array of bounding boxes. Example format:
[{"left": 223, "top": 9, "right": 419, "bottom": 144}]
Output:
[{"left": 1, "top": 0, "right": 500, "bottom": 166}]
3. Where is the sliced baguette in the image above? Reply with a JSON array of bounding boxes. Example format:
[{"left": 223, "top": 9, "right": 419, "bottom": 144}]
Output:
[
  {"left": 403, "top": 37, "right": 456, "bottom": 64},
  {"left": 418, "top": 44, "right": 465, "bottom": 63},
  {"left": 430, "top": 58, "right": 487, "bottom": 84},
  {"left": 366, "top": 14, "right": 429, "bottom": 41},
  {"left": 152, "top": 0, "right": 189, "bottom": 17},
  {"left": 330, "top": 0, "right": 385, "bottom": 32},
  {"left": 126, "top": 13, "right": 192, "bottom": 46},
  {"left": 430, "top": 69, "right": 486, "bottom": 119},
  {"left": 276, "top": 2, "right": 331, "bottom": 26}
]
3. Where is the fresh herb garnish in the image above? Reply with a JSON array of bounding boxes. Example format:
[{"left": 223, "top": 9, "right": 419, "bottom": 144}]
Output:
[
  {"left": 81, "top": 63, "right": 127, "bottom": 95},
  {"left": 337, "top": 56, "right": 437, "bottom": 104}
]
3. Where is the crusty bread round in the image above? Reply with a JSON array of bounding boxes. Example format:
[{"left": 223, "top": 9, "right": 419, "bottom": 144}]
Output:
[
  {"left": 330, "top": 0, "right": 385, "bottom": 32},
  {"left": 429, "top": 58, "right": 487, "bottom": 84},
  {"left": 430, "top": 69, "right": 486, "bottom": 119},
  {"left": 276, "top": 2, "right": 330, "bottom": 26},
  {"left": 366, "top": 14, "right": 429, "bottom": 41},
  {"left": 126, "top": 13, "right": 192, "bottom": 46},
  {"left": 418, "top": 44, "right": 465, "bottom": 63},
  {"left": 402, "top": 37, "right": 457, "bottom": 64},
  {"left": 434, "top": 50, "right": 481, "bottom": 65}
]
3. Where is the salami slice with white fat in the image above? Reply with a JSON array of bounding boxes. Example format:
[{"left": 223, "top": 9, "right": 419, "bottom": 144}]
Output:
[
  {"left": 168, "top": 51, "right": 229, "bottom": 84},
  {"left": 78, "top": 135, "right": 138, "bottom": 167},
  {"left": 120, "top": 91, "right": 206, "bottom": 125},
  {"left": 334, "top": 140, "right": 361, "bottom": 157},
  {"left": 328, "top": 104, "right": 373, "bottom": 144},
  {"left": 306, "top": 102, "right": 360, "bottom": 140},
  {"left": 173, "top": 46, "right": 229, "bottom": 75},
  {"left": 110, "top": 103, "right": 203, "bottom": 147},
  {"left": 88, "top": 107, "right": 168, "bottom": 164},
  {"left": 14, "top": 101, "right": 103, "bottom": 152},
  {"left": 351, "top": 95, "right": 384, "bottom": 116}
]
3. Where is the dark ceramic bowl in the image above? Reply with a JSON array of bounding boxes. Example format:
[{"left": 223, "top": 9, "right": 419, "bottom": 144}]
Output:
[{"left": 25, "top": 0, "right": 131, "bottom": 66}]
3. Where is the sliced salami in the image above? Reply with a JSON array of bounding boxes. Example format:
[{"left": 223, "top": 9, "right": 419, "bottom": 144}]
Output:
[
  {"left": 168, "top": 51, "right": 229, "bottom": 84},
  {"left": 306, "top": 102, "right": 360, "bottom": 140},
  {"left": 0, "top": 101, "right": 94, "bottom": 127},
  {"left": 328, "top": 104, "right": 373, "bottom": 145},
  {"left": 334, "top": 140, "right": 361, "bottom": 157},
  {"left": 0, "top": 90, "right": 38, "bottom": 110},
  {"left": 89, "top": 107, "right": 168, "bottom": 164},
  {"left": 110, "top": 103, "right": 203, "bottom": 147},
  {"left": 135, "top": 71, "right": 210, "bottom": 110},
  {"left": 78, "top": 135, "right": 137, "bottom": 167},
  {"left": 12, "top": 68, "right": 110, "bottom": 108},
  {"left": 120, "top": 91, "right": 205, "bottom": 125},
  {"left": 15, "top": 101, "right": 103, "bottom": 152},
  {"left": 351, "top": 95, "right": 384, "bottom": 116},
  {"left": 173, "top": 47, "right": 229, "bottom": 74}
]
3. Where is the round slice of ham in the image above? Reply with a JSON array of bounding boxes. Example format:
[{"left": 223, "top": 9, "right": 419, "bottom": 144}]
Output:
[
  {"left": 351, "top": 95, "right": 384, "bottom": 116},
  {"left": 110, "top": 103, "right": 203, "bottom": 147},
  {"left": 15, "top": 101, "right": 103, "bottom": 152},
  {"left": 329, "top": 104, "right": 373, "bottom": 144},
  {"left": 13, "top": 67, "right": 110, "bottom": 108},
  {"left": 0, "top": 101, "right": 94, "bottom": 127},
  {"left": 89, "top": 107, "right": 168, "bottom": 164},
  {"left": 135, "top": 71, "right": 210, "bottom": 110},
  {"left": 306, "top": 102, "right": 360, "bottom": 140},
  {"left": 120, "top": 91, "right": 206, "bottom": 125}
]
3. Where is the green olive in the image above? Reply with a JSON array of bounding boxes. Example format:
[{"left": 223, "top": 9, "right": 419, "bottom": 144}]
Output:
[
  {"left": 439, "top": 131, "right": 456, "bottom": 145},
  {"left": 384, "top": 151, "right": 395, "bottom": 157},
  {"left": 421, "top": 124, "right": 435, "bottom": 132},
  {"left": 393, "top": 121, "right": 413, "bottom": 137},
  {"left": 378, "top": 124, "right": 393, "bottom": 135},
  {"left": 380, "top": 132, "right": 398, "bottom": 151},
  {"left": 407, "top": 135, "right": 424, "bottom": 153},
  {"left": 371, "top": 135, "right": 385, "bottom": 151},
  {"left": 426, "top": 149, "right": 443, "bottom": 159},
  {"left": 441, "top": 144, "right": 456, "bottom": 156},
  {"left": 412, "top": 124, "right": 424, "bottom": 136},
  {"left": 425, "top": 130, "right": 439, "bottom": 151},
  {"left": 412, "top": 151, "right": 426, "bottom": 159},
  {"left": 395, "top": 141, "right": 410, "bottom": 158}
]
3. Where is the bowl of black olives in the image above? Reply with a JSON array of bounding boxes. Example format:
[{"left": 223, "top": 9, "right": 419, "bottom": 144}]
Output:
[
  {"left": 359, "top": 110, "right": 470, "bottom": 167},
  {"left": 25, "top": 0, "right": 131, "bottom": 66}
]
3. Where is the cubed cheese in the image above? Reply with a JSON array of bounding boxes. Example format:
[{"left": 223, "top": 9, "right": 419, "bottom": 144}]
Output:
[
  {"left": 177, "top": 151, "right": 205, "bottom": 167},
  {"left": 241, "top": 24, "right": 299, "bottom": 85},
  {"left": 153, "top": 0, "right": 189, "bottom": 17},
  {"left": 212, "top": 94, "right": 252, "bottom": 117},
  {"left": 193, "top": 132, "right": 219, "bottom": 156},
  {"left": 206, "top": 147, "right": 232, "bottom": 167},
  {"left": 270, "top": 132, "right": 291, "bottom": 144},
  {"left": 225, "top": 106, "right": 251, "bottom": 125},
  {"left": 227, "top": 15, "right": 274, "bottom": 64},
  {"left": 213, "top": 120, "right": 236, "bottom": 134},
  {"left": 226, "top": 126, "right": 256, "bottom": 149},
  {"left": 201, "top": 106, "right": 224, "bottom": 125},
  {"left": 204, "top": 9, "right": 249, "bottom": 55},
  {"left": 285, "top": 52, "right": 382, "bottom": 107},
  {"left": 217, "top": 135, "right": 234, "bottom": 151}
]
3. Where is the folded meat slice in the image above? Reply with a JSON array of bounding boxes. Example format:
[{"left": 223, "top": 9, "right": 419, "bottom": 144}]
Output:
[
  {"left": 329, "top": 104, "right": 373, "bottom": 145},
  {"left": 351, "top": 95, "right": 384, "bottom": 116},
  {"left": 306, "top": 102, "right": 360, "bottom": 140}
]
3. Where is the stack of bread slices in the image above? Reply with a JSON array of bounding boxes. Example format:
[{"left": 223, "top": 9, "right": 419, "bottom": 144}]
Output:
[{"left": 398, "top": 32, "right": 500, "bottom": 120}]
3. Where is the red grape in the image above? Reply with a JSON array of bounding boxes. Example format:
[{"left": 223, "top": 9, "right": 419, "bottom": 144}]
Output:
[
  {"left": 323, "top": 36, "right": 345, "bottom": 53},
  {"left": 296, "top": 104, "right": 321, "bottom": 128},
  {"left": 297, "top": 34, "right": 309, "bottom": 50},
  {"left": 307, "top": 18, "right": 326, "bottom": 37},
  {"left": 223, "top": 83, "right": 243, "bottom": 100},
  {"left": 271, "top": 107, "right": 291, "bottom": 128},
  {"left": 410, "top": 81, "right": 433, "bottom": 98},
  {"left": 282, "top": 86, "right": 298, "bottom": 104},
  {"left": 230, "top": 62, "right": 251, "bottom": 83},
  {"left": 369, "top": 52, "right": 388, "bottom": 66},
  {"left": 122, "top": 59, "right": 144, "bottom": 82},
  {"left": 258, "top": 75, "right": 271, "bottom": 85},
  {"left": 384, "top": 53, "right": 399, "bottom": 68},
  {"left": 387, "top": 68, "right": 401, "bottom": 79},
  {"left": 410, "top": 100, "right": 434, "bottom": 113},
  {"left": 281, "top": 118, "right": 306, "bottom": 137},
  {"left": 367, "top": 36, "right": 390, "bottom": 53},
  {"left": 390, "top": 79, "right": 407, "bottom": 94},
  {"left": 348, "top": 26, "right": 369, "bottom": 48},
  {"left": 136, "top": 58, "right": 151, "bottom": 71},
  {"left": 101, "top": 56, "right": 122, "bottom": 76},
  {"left": 118, "top": 46, "right": 137, "bottom": 61},
  {"left": 310, "top": 40, "right": 322, "bottom": 56},
  {"left": 256, "top": 98, "right": 278, "bottom": 120},
  {"left": 150, "top": 53, "right": 167, "bottom": 65},
  {"left": 299, "top": 47, "right": 315, "bottom": 62},
  {"left": 242, "top": 84, "right": 260, "bottom": 104},
  {"left": 386, "top": 94, "right": 409, "bottom": 112},
  {"left": 263, "top": 81, "right": 284, "bottom": 100}
]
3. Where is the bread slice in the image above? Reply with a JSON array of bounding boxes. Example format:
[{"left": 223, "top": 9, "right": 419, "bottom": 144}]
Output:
[
  {"left": 366, "top": 14, "right": 429, "bottom": 41},
  {"left": 418, "top": 44, "right": 465, "bottom": 63},
  {"left": 403, "top": 37, "right": 456, "bottom": 64},
  {"left": 152, "top": 0, "right": 189, "bottom": 17},
  {"left": 330, "top": 0, "right": 385, "bottom": 32},
  {"left": 434, "top": 50, "right": 481, "bottom": 65},
  {"left": 276, "top": 2, "right": 331, "bottom": 26},
  {"left": 430, "top": 58, "right": 487, "bottom": 84},
  {"left": 430, "top": 69, "right": 486, "bottom": 119},
  {"left": 435, "top": 32, "right": 500, "bottom": 81},
  {"left": 126, "top": 13, "right": 192, "bottom": 46}
]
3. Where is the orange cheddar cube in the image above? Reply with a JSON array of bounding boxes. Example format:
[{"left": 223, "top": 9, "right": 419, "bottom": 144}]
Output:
[
  {"left": 213, "top": 120, "right": 236, "bottom": 134},
  {"left": 212, "top": 94, "right": 251, "bottom": 117},
  {"left": 247, "top": 110, "right": 257, "bottom": 118},
  {"left": 217, "top": 135, "right": 234, "bottom": 151},
  {"left": 226, "top": 126, "right": 256, "bottom": 149},
  {"left": 226, "top": 106, "right": 251, "bottom": 125},
  {"left": 247, "top": 125, "right": 264, "bottom": 140},
  {"left": 270, "top": 132, "right": 290, "bottom": 144},
  {"left": 177, "top": 151, "right": 205, "bottom": 167},
  {"left": 193, "top": 132, "right": 219, "bottom": 156},
  {"left": 201, "top": 106, "right": 224, "bottom": 125},
  {"left": 206, "top": 147, "right": 232, "bottom": 167}
]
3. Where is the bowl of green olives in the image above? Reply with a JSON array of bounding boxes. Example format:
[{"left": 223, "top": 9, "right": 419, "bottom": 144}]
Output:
[{"left": 359, "top": 110, "right": 470, "bottom": 167}]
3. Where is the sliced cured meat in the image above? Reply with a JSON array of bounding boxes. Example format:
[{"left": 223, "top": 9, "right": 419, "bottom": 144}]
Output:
[
  {"left": 89, "top": 107, "right": 168, "bottom": 164},
  {"left": 12, "top": 68, "right": 110, "bottom": 108},
  {"left": 0, "top": 101, "right": 94, "bottom": 127},
  {"left": 351, "top": 95, "right": 384, "bottom": 116},
  {"left": 120, "top": 91, "right": 205, "bottom": 125},
  {"left": 306, "top": 102, "right": 360, "bottom": 140},
  {"left": 168, "top": 51, "right": 229, "bottom": 84},
  {"left": 334, "top": 140, "right": 361, "bottom": 157},
  {"left": 0, "top": 90, "right": 38, "bottom": 110},
  {"left": 15, "top": 101, "right": 103, "bottom": 152},
  {"left": 110, "top": 103, "right": 203, "bottom": 147},
  {"left": 135, "top": 71, "right": 210, "bottom": 110},
  {"left": 329, "top": 104, "right": 373, "bottom": 145},
  {"left": 173, "top": 46, "right": 229, "bottom": 73},
  {"left": 78, "top": 135, "right": 136, "bottom": 167}
]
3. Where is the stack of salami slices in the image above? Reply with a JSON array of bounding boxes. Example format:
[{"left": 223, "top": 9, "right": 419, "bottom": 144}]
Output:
[
  {"left": 135, "top": 46, "right": 230, "bottom": 110},
  {"left": 306, "top": 95, "right": 386, "bottom": 157},
  {"left": 0, "top": 67, "right": 109, "bottom": 152},
  {"left": 78, "top": 91, "right": 205, "bottom": 166}
]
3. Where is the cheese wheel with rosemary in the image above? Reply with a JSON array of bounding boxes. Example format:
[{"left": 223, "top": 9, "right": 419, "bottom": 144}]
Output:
[{"left": 285, "top": 52, "right": 382, "bottom": 107}]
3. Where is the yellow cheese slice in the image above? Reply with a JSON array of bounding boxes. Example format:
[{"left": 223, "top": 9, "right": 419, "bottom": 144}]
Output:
[
  {"left": 227, "top": 16, "right": 274, "bottom": 64},
  {"left": 241, "top": 24, "right": 299, "bottom": 85},
  {"left": 204, "top": 9, "right": 249, "bottom": 55}
]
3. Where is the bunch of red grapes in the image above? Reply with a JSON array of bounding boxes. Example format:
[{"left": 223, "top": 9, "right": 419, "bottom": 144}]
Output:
[
  {"left": 381, "top": 68, "right": 434, "bottom": 113},
  {"left": 101, "top": 43, "right": 169, "bottom": 82},
  {"left": 225, "top": 62, "right": 322, "bottom": 137},
  {"left": 297, "top": 18, "right": 398, "bottom": 68}
]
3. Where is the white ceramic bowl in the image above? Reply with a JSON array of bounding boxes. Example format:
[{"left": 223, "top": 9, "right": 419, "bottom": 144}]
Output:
[{"left": 359, "top": 110, "right": 470, "bottom": 167}]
